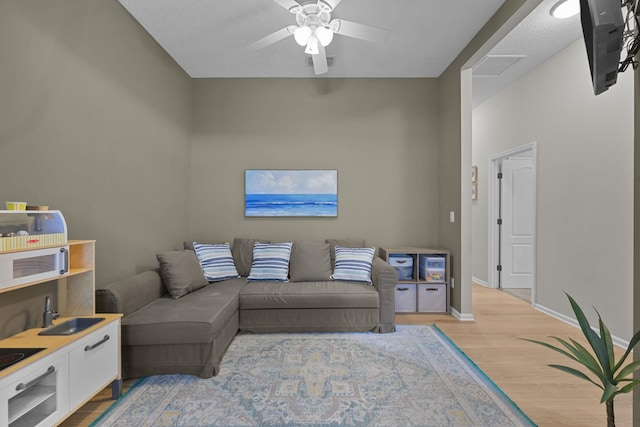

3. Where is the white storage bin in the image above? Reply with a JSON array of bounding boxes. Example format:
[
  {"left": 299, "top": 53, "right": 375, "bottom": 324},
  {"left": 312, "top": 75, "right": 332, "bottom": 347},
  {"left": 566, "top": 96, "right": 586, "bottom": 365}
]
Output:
[
  {"left": 395, "top": 284, "right": 416, "bottom": 312},
  {"left": 419, "top": 255, "right": 446, "bottom": 282},
  {"left": 389, "top": 254, "right": 414, "bottom": 281},
  {"left": 417, "top": 284, "right": 447, "bottom": 312}
]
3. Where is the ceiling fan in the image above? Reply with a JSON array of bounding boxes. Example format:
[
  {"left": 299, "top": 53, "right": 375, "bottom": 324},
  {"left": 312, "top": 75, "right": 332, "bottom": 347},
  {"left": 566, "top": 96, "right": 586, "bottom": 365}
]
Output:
[{"left": 249, "top": 0, "right": 390, "bottom": 75}]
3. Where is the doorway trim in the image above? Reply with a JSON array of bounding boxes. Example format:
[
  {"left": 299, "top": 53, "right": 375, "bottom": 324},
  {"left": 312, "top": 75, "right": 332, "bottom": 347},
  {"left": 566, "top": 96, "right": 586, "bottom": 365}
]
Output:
[{"left": 487, "top": 142, "right": 537, "bottom": 305}]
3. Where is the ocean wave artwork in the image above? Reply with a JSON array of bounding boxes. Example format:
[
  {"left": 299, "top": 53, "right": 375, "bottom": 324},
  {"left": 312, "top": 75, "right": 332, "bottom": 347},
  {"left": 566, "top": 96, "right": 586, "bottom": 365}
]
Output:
[{"left": 245, "top": 170, "right": 338, "bottom": 217}]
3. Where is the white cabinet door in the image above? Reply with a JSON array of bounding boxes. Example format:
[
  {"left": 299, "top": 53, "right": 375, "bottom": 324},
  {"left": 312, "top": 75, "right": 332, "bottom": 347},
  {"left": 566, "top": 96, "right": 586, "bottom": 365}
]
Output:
[
  {"left": 68, "top": 322, "right": 119, "bottom": 411},
  {"left": 0, "top": 353, "right": 69, "bottom": 427}
]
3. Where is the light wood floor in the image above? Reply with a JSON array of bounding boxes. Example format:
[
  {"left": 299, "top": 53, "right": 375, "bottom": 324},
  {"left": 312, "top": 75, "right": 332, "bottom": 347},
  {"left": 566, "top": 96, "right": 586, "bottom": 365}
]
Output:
[{"left": 61, "top": 283, "right": 632, "bottom": 426}]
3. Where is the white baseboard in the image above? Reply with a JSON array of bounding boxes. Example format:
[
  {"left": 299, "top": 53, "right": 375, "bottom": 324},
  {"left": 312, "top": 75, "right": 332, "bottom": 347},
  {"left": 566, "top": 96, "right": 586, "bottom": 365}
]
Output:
[
  {"left": 451, "top": 307, "right": 475, "bottom": 322},
  {"left": 534, "top": 303, "right": 629, "bottom": 349},
  {"left": 472, "top": 276, "right": 489, "bottom": 287}
]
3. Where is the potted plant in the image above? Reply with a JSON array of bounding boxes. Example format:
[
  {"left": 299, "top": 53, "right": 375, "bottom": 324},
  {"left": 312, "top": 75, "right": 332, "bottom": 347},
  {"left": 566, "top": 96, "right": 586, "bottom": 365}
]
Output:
[{"left": 523, "top": 293, "right": 640, "bottom": 427}]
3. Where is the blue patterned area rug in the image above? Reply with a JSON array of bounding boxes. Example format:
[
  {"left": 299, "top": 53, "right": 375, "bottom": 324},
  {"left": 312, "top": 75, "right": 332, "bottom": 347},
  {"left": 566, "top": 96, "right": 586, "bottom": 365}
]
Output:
[{"left": 92, "top": 325, "right": 535, "bottom": 427}]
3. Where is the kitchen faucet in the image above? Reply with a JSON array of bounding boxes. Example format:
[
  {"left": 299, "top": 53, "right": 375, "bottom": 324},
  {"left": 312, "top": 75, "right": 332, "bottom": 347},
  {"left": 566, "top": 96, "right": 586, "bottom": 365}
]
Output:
[{"left": 43, "top": 296, "right": 59, "bottom": 328}]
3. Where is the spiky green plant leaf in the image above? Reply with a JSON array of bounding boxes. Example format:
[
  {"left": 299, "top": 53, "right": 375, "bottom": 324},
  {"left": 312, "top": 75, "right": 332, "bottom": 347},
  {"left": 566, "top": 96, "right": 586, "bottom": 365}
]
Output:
[
  {"left": 613, "top": 328, "right": 640, "bottom": 373},
  {"left": 548, "top": 364, "right": 602, "bottom": 389},
  {"left": 520, "top": 338, "right": 578, "bottom": 361},
  {"left": 595, "top": 308, "right": 615, "bottom": 373},
  {"left": 552, "top": 337, "right": 605, "bottom": 381},
  {"left": 601, "top": 381, "right": 618, "bottom": 403},
  {"left": 565, "top": 293, "right": 612, "bottom": 379},
  {"left": 568, "top": 338, "right": 604, "bottom": 381},
  {"left": 615, "top": 359, "right": 640, "bottom": 381},
  {"left": 614, "top": 380, "right": 640, "bottom": 397}
]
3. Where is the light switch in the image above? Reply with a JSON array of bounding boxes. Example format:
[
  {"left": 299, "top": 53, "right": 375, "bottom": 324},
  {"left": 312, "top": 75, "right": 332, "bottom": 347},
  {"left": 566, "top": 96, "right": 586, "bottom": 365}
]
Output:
[{"left": 449, "top": 211, "right": 455, "bottom": 222}]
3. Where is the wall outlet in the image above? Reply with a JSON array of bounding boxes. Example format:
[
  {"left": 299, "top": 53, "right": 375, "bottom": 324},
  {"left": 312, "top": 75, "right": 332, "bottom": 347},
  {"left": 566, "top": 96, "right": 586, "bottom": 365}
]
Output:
[{"left": 451, "top": 277, "right": 455, "bottom": 288}]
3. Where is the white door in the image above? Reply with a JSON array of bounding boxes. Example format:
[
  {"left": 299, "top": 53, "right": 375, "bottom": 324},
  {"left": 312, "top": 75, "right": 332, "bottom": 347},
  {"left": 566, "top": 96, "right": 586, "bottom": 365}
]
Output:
[{"left": 500, "top": 156, "right": 534, "bottom": 289}]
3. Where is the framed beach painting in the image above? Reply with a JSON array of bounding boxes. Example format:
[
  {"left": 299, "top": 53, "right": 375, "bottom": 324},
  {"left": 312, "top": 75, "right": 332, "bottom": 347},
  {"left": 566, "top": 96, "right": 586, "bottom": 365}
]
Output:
[{"left": 245, "top": 170, "right": 338, "bottom": 217}]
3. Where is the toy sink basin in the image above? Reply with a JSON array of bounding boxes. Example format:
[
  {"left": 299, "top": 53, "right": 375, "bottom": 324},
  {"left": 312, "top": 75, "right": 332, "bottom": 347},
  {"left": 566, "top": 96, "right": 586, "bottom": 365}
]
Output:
[{"left": 38, "top": 317, "right": 105, "bottom": 336}]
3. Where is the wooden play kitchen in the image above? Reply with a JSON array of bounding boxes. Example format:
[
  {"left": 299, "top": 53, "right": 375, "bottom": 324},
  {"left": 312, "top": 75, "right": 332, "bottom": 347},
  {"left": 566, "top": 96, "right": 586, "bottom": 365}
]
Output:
[{"left": 0, "top": 210, "right": 121, "bottom": 427}]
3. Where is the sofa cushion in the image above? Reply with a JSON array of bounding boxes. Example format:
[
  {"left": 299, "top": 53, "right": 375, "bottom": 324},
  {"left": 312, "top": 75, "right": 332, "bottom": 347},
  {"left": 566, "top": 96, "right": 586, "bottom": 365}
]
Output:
[
  {"left": 289, "top": 241, "right": 332, "bottom": 282},
  {"left": 331, "top": 246, "right": 376, "bottom": 283},
  {"left": 156, "top": 250, "right": 208, "bottom": 299},
  {"left": 247, "top": 242, "right": 293, "bottom": 282},
  {"left": 239, "top": 281, "right": 379, "bottom": 309},
  {"left": 121, "top": 279, "right": 245, "bottom": 346},
  {"left": 232, "top": 238, "right": 270, "bottom": 277},
  {"left": 193, "top": 242, "right": 240, "bottom": 282}
]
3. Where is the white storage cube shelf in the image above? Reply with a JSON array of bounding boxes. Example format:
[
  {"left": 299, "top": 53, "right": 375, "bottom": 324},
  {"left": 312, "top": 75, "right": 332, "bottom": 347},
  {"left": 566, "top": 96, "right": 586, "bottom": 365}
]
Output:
[{"left": 380, "top": 247, "right": 450, "bottom": 314}]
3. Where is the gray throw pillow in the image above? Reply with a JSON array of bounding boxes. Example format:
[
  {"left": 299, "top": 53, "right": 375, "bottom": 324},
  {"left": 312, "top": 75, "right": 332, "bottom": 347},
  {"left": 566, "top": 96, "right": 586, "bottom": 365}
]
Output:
[
  {"left": 156, "top": 250, "right": 208, "bottom": 299},
  {"left": 289, "top": 241, "right": 332, "bottom": 282},
  {"left": 232, "top": 238, "right": 270, "bottom": 277}
]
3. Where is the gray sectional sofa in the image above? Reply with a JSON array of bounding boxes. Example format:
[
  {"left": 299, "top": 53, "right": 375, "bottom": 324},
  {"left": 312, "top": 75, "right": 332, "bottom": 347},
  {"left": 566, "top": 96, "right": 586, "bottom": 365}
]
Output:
[{"left": 96, "top": 238, "right": 398, "bottom": 379}]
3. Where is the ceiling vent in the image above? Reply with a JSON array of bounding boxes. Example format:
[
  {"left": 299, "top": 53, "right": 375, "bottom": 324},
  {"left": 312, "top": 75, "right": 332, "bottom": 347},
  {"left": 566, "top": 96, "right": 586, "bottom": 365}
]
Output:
[
  {"left": 308, "top": 56, "right": 335, "bottom": 67},
  {"left": 473, "top": 55, "right": 526, "bottom": 77}
]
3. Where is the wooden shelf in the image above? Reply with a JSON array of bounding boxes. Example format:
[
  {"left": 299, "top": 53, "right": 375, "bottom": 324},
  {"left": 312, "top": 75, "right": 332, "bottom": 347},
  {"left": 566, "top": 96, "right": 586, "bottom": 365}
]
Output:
[
  {"left": 0, "top": 268, "right": 94, "bottom": 296},
  {"left": 396, "top": 279, "right": 447, "bottom": 284},
  {"left": 9, "top": 385, "right": 56, "bottom": 424},
  {"left": 379, "top": 246, "right": 451, "bottom": 314},
  {"left": 67, "top": 268, "right": 93, "bottom": 276}
]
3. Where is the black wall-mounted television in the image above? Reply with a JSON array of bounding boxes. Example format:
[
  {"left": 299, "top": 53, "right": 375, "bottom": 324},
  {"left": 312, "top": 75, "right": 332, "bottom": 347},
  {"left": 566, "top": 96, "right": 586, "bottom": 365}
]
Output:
[{"left": 579, "top": 0, "right": 624, "bottom": 95}]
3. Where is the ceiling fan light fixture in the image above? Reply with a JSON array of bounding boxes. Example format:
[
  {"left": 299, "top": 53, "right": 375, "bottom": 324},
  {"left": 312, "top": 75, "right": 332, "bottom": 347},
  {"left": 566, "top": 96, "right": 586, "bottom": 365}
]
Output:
[
  {"left": 294, "top": 25, "right": 312, "bottom": 46},
  {"left": 315, "top": 26, "right": 334, "bottom": 46},
  {"left": 305, "top": 35, "right": 320, "bottom": 54},
  {"left": 550, "top": 0, "right": 580, "bottom": 19}
]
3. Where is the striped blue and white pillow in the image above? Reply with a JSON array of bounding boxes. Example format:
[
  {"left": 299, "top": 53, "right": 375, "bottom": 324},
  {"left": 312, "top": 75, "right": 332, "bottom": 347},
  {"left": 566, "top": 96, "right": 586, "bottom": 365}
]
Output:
[
  {"left": 247, "top": 242, "right": 293, "bottom": 282},
  {"left": 193, "top": 242, "right": 240, "bottom": 282},
  {"left": 331, "top": 246, "right": 376, "bottom": 284}
]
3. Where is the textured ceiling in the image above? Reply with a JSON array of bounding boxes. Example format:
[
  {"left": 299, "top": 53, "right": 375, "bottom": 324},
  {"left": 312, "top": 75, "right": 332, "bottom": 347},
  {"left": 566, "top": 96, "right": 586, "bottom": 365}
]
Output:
[
  {"left": 118, "top": 0, "right": 506, "bottom": 78},
  {"left": 472, "top": 0, "right": 582, "bottom": 105},
  {"left": 118, "top": 0, "right": 585, "bottom": 105}
]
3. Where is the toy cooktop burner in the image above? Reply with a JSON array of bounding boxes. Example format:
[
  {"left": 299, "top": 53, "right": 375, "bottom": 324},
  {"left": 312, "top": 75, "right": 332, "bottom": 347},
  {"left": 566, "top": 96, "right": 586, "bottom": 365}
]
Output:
[{"left": 0, "top": 348, "right": 45, "bottom": 372}]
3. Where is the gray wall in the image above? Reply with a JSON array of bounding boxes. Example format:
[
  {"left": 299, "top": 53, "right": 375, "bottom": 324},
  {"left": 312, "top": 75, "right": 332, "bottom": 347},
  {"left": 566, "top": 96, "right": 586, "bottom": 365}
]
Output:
[
  {"left": 0, "top": 0, "right": 193, "bottom": 286},
  {"left": 189, "top": 78, "right": 441, "bottom": 248},
  {"left": 439, "top": 0, "right": 533, "bottom": 314},
  {"left": 471, "top": 39, "right": 634, "bottom": 339},
  {"left": 0, "top": 0, "right": 537, "bottom": 323},
  {"left": 0, "top": 0, "right": 192, "bottom": 335}
]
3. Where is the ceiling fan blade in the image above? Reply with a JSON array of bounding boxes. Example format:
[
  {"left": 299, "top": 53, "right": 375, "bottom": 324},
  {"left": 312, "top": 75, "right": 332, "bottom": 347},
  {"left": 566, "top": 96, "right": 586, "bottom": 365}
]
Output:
[
  {"left": 332, "top": 19, "right": 390, "bottom": 44},
  {"left": 319, "top": 0, "right": 343, "bottom": 11},
  {"left": 248, "top": 26, "right": 296, "bottom": 50},
  {"left": 312, "top": 44, "right": 328, "bottom": 75},
  {"left": 271, "top": 0, "right": 301, "bottom": 12}
]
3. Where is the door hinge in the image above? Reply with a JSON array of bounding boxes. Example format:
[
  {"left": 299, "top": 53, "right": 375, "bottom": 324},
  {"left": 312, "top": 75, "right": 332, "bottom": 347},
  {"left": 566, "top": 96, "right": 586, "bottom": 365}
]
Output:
[
  {"left": 497, "top": 172, "right": 503, "bottom": 179},
  {"left": 497, "top": 218, "right": 502, "bottom": 225},
  {"left": 497, "top": 265, "right": 502, "bottom": 271}
]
